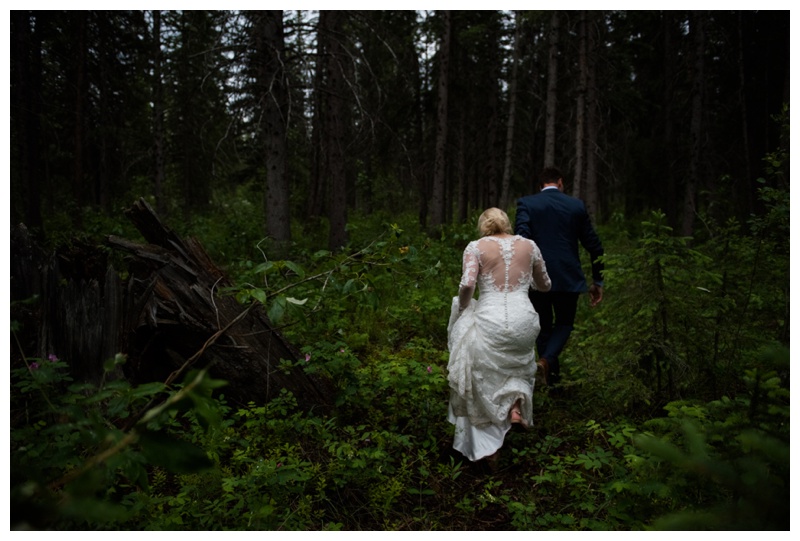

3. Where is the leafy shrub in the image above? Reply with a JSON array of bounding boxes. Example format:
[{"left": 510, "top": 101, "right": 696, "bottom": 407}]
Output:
[{"left": 10, "top": 146, "right": 789, "bottom": 529}]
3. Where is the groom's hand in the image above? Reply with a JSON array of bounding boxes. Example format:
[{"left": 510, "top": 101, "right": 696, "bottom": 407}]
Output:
[{"left": 589, "top": 283, "right": 603, "bottom": 307}]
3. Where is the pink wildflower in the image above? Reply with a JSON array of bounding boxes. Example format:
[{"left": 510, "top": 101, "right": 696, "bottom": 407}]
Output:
[
  {"left": 30, "top": 362, "right": 40, "bottom": 371},
  {"left": 305, "top": 353, "right": 311, "bottom": 363},
  {"left": 48, "top": 354, "right": 59, "bottom": 362},
  {"left": 427, "top": 366, "right": 432, "bottom": 373}
]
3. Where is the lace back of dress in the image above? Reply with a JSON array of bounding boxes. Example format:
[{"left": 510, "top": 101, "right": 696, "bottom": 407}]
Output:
[
  {"left": 477, "top": 237, "right": 533, "bottom": 294},
  {"left": 476, "top": 237, "right": 534, "bottom": 331}
]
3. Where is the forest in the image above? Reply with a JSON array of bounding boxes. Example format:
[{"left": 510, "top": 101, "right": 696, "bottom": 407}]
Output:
[{"left": 8, "top": 10, "right": 790, "bottom": 530}]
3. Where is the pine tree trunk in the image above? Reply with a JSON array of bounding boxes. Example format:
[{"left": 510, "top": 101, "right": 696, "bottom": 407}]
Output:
[
  {"left": 484, "top": 19, "right": 501, "bottom": 209},
  {"left": 430, "top": 10, "right": 450, "bottom": 231},
  {"left": 12, "top": 11, "right": 44, "bottom": 233},
  {"left": 320, "top": 11, "right": 349, "bottom": 251},
  {"left": 585, "top": 13, "right": 600, "bottom": 220},
  {"left": 543, "top": 12, "right": 560, "bottom": 169},
  {"left": 662, "top": 12, "right": 678, "bottom": 228},
  {"left": 257, "top": 11, "right": 292, "bottom": 249},
  {"left": 152, "top": 10, "right": 166, "bottom": 218},
  {"left": 308, "top": 23, "right": 325, "bottom": 220},
  {"left": 412, "top": 34, "right": 428, "bottom": 228},
  {"left": 736, "top": 12, "right": 753, "bottom": 208},
  {"left": 72, "top": 13, "right": 88, "bottom": 224},
  {"left": 682, "top": 12, "right": 706, "bottom": 237},
  {"left": 500, "top": 11, "right": 522, "bottom": 210},
  {"left": 456, "top": 107, "right": 467, "bottom": 222},
  {"left": 573, "top": 11, "right": 587, "bottom": 200}
]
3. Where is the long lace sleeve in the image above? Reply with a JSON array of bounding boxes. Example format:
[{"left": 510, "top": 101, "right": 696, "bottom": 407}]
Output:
[
  {"left": 458, "top": 243, "right": 480, "bottom": 311},
  {"left": 531, "top": 243, "right": 551, "bottom": 292}
]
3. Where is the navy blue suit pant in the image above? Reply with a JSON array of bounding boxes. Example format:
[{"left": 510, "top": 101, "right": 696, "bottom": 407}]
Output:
[{"left": 529, "top": 290, "right": 580, "bottom": 385}]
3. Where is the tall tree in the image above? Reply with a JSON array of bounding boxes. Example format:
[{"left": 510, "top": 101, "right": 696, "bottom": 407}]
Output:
[
  {"left": 682, "top": 11, "right": 706, "bottom": 237},
  {"left": 249, "top": 11, "right": 291, "bottom": 248},
  {"left": 10, "top": 11, "right": 44, "bottom": 233},
  {"left": 151, "top": 10, "right": 166, "bottom": 218},
  {"left": 347, "top": 11, "right": 422, "bottom": 215},
  {"left": 429, "top": 10, "right": 451, "bottom": 231},
  {"left": 499, "top": 11, "right": 522, "bottom": 211},
  {"left": 71, "top": 12, "right": 89, "bottom": 222},
  {"left": 307, "top": 12, "right": 326, "bottom": 220},
  {"left": 573, "top": 10, "right": 588, "bottom": 200},
  {"left": 169, "top": 11, "right": 229, "bottom": 217},
  {"left": 318, "top": 11, "right": 350, "bottom": 251},
  {"left": 735, "top": 12, "right": 752, "bottom": 191},
  {"left": 542, "top": 12, "right": 560, "bottom": 169},
  {"left": 584, "top": 12, "right": 600, "bottom": 219},
  {"left": 661, "top": 11, "right": 679, "bottom": 226},
  {"left": 480, "top": 12, "right": 503, "bottom": 210}
]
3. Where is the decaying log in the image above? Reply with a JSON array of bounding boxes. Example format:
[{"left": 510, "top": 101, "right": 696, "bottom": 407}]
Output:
[
  {"left": 11, "top": 199, "right": 334, "bottom": 412},
  {"left": 106, "top": 198, "right": 334, "bottom": 410},
  {"left": 11, "top": 225, "right": 124, "bottom": 383}
]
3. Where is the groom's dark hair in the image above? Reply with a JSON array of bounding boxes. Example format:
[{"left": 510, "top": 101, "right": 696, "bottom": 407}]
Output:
[{"left": 539, "top": 167, "right": 563, "bottom": 187}]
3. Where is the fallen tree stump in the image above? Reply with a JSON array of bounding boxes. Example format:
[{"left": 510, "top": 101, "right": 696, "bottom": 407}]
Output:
[{"left": 13, "top": 198, "right": 334, "bottom": 412}]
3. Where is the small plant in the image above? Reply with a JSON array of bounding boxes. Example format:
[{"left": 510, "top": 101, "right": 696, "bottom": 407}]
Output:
[{"left": 10, "top": 351, "right": 224, "bottom": 530}]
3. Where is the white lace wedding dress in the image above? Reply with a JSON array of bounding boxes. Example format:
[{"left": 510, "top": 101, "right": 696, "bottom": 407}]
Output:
[{"left": 447, "top": 235, "right": 551, "bottom": 461}]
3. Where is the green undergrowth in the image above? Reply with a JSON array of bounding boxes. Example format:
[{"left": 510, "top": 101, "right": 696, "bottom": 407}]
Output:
[{"left": 10, "top": 181, "right": 789, "bottom": 529}]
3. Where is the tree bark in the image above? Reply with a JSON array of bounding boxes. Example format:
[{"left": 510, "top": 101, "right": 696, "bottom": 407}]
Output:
[
  {"left": 482, "top": 17, "right": 501, "bottom": 210},
  {"left": 308, "top": 16, "right": 326, "bottom": 220},
  {"left": 543, "top": 12, "right": 560, "bottom": 169},
  {"left": 152, "top": 10, "right": 166, "bottom": 218},
  {"left": 11, "top": 11, "right": 44, "bottom": 233},
  {"left": 736, "top": 12, "right": 752, "bottom": 205},
  {"left": 320, "top": 11, "right": 349, "bottom": 251},
  {"left": 429, "top": 10, "right": 450, "bottom": 231},
  {"left": 256, "top": 10, "right": 292, "bottom": 249},
  {"left": 661, "top": 12, "right": 679, "bottom": 228},
  {"left": 573, "top": 11, "right": 588, "bottom": 201},
  {"left": 500, "top": 11, "right": 522, "bottom": 210},
  {"left": 585, "top": 13, "right": 600, "bottom": 220},
  {"left": 13, "top": 199, "right": 335, "bottom": 411},
  {"left": 72, "top": 12, "right": 89, "bottom": 224},
  {"left": 456, "top": 106, "right": 467, "bottom": 223},
  {"left": 115, "top": 199, "right": 334, "bottom": 410},
  {"left": 682, "top": 12, "right": 706, "bottom": 237}
]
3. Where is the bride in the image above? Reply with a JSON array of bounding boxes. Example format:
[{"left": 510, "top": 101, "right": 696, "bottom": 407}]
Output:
[{"left": 447, "top": 207, "right": 551, "bottom": 463}]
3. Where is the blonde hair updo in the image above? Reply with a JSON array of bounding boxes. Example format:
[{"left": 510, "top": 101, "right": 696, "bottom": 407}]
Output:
[{"left": 477, "top": 207, "right": 512, "bottom": 237}]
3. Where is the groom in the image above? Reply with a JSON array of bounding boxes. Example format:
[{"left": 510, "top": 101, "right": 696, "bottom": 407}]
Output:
[{"left": 514, "top": 167, "right": 604, "bottom": 387}]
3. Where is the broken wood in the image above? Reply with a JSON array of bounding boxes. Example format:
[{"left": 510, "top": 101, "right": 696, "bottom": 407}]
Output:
[{"left": 12, "top": 199, "right": 334, "bottom": 412}]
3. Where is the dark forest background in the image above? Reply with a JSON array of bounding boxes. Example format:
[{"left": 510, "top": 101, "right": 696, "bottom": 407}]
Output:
[
  {"left": 8, "top": 10, "right": 791, "bottom": 531},
  {"left": 10, "top": 10, "right": 789, "bottom": 248}
]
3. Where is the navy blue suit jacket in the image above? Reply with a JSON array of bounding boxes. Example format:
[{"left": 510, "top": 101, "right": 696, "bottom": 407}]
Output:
[{"left": 514, "top": 188, "right": 604, "bottom": 293}]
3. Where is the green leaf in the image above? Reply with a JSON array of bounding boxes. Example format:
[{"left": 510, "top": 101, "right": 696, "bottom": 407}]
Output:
[
  {"left": 103, "top": 353, "right": 128, "bottom": 372},
  {"left": 252, "top": 288, "right": 267, "bottom": 305},
  {"left": 139, "top": 430, "right": 213, "bottom": 474},
  {"left": 253, "top": 261, "right": 274, "bottom": 274},
  {"left": 130, "top": 382, "right": 167, "bottom": 399},
  {"left": 284, "top": 260, "right": 305, "bottom": 279},
  {"left": 268, "top": 297, "right": 286, "bottom": 322}
]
